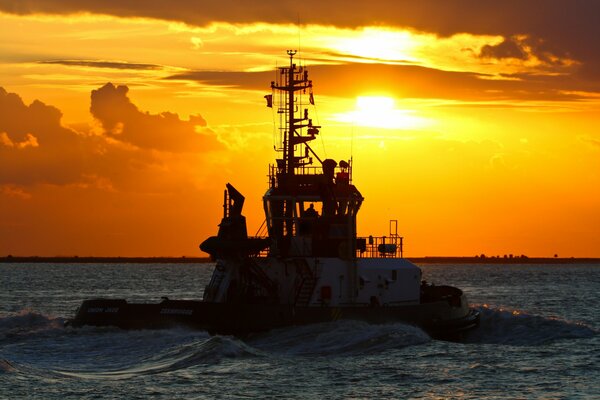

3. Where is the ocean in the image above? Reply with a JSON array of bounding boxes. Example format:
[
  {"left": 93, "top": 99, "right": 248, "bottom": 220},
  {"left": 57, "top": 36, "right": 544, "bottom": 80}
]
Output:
[{"left": 1, "top": 262, "right": 598, "bottom": 399}]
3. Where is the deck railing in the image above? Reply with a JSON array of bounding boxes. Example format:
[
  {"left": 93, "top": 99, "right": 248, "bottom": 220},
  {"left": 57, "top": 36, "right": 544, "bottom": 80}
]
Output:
[
  {"left": 268, "top": 163, "right": 352, "bottom": 188},
  {"left": 356, "top": 235, "right": 404, "bottom": 258},
  {"left": 248, "top": 234, "right": 404, "bottom": 259}
]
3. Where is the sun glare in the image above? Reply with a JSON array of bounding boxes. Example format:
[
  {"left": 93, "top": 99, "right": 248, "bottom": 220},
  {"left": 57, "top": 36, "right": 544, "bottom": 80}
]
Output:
[
  {"left": 333, "top": 96, "right": 429, "bottom": 130},
  {"left": 357, "top": 96, "right": 395, "bottom": 111},
  {"left": 332, "top": 28, "right": 418, "bottom": 62}
]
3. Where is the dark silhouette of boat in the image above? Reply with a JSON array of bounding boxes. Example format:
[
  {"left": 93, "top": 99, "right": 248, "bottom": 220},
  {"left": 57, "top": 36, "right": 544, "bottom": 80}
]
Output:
[{"left": 67, "top": 51, "right": 479, "bottom": 340}]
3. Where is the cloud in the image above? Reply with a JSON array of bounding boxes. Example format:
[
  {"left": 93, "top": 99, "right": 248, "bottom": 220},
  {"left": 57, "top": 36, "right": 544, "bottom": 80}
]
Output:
[
  {"left": 167, "top": 70, "right": 269, "bottom": 90},
  {"left": 0, "top": 86, "right": 86, "bottom": 185},
  {"left": 0, "top": 132, "right": 39, "bottom": 148},
  {"left": 39, "top": 59, "right": 164, "bottom": 70},
  {"left": 0, "top": 184, "right": 32, "bottom": 199},
  {"left": 167, "top": 63, "right": 600, "bottom": 103},
  {"left": 480, "top": 37, "right": 528, "bottom": 60},
  {"left": 0, "top": 85, "right": 224, "bottom": 191},
  {"left": 479, "top": 35, "right": 578, "bottom": 70},
  {"left": 90, "top": 82, "right": 219, "bottom": 152},
  {"left": 0, "top": 86, "right": 152, "bottom": 189},
  {"left": 1, "top": 1, "right": 599, "bottom": 73}
]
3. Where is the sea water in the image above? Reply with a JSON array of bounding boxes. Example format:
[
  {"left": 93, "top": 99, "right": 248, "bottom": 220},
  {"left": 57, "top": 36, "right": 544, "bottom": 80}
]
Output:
[{"left": 1, "top": 262, "right": 598, "bottom": 399}]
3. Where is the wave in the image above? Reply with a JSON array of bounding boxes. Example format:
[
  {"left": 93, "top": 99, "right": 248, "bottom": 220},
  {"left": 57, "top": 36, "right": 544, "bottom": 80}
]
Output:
[
  {"left": 55, "top": 321, "right": 429, "bottom": 379},
  {"left": 248, "top": 320, "right": 431, "bottom": 356},
  {"left": 2, "top": 318, "right": 429, "bottom": 380},
  {"left": 3, "top": 307, "right": 596, "bottom": 381},
  {"left": 0, "top": 357, "right": 61, "bottom": 379},
  {"left": 0, "top": 310, "right": 263, "bottom": 380},
  {"left": 465, "top": 305, "right": 597, "bottom": 345},
  {"left": 56, "top": 334, "right": 262, "bottom": 380},
  {"left": 0, "top": 310, "right": 65, "bottom": 342}
]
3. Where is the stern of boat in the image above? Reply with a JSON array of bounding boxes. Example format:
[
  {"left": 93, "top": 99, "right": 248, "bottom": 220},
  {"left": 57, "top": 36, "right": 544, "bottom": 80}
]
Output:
[{"left": 420, "top": 283, "right": 480, "bottom": 340}]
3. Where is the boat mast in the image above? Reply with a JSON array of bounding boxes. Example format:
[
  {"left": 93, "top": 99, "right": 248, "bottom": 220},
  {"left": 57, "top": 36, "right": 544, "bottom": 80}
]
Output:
[
  {"left": 285, "top": 49, "right": 295, "bottom": 179},
  {"left": 269, "top": 50, "right": 318, "bottom": 241},
  {"left": 272, "top": 50, "right": 318, "bottom": 183}
]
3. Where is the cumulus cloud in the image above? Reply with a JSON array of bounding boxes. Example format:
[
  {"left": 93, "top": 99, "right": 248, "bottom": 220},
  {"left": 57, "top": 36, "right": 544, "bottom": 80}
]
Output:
[
  {"left": 0, "top": 85, "right": 239, "bottom": 256},
  {"left": 90, "top": 83, "right": 218, "bottom": 152},
  {"left": 0, "top": 85, "right": 223, "bottom": 191},
  {"left": 0, "top": 132, "right": 39, "bottom": 148},
  {"left": 0, "top": 86, "right": 85, "bottom": 185}
]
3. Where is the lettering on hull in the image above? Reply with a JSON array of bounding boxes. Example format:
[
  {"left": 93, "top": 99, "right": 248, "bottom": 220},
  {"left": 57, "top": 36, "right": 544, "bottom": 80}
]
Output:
[
  {"left": 160, "top": 308, "right": 193, "bottom": 315},
  {"left": 87, "top": 307, "right": 119, "bottom": 313}
]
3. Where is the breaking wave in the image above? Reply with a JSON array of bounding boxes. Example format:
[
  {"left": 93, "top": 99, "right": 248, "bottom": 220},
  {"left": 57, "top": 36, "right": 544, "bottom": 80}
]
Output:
[
  {"left": 465, "top": 305, "right": 597, "bottom": 345},
  {"left": 57, "top": 335, "right": 263, "bottom": 380},
  {"left": 0, "top": 310, "right": 65, "bottom": 342}
]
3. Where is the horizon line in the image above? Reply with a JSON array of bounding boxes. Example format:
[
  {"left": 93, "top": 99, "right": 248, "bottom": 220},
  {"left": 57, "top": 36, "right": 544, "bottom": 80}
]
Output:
[{"left": 2, "top": 255, "right": 600, "bottom": 264}]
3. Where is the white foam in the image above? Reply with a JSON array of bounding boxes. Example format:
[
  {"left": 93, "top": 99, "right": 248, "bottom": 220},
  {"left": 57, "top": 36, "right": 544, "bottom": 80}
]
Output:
[{"left": 464, "top": 305, "right": 597, "bottom": 345}]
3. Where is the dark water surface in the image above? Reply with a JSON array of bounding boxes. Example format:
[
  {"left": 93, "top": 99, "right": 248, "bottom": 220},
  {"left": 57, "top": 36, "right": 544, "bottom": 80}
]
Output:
[{"left": 1, "top": 263, "right": 598, "bottom": 399}]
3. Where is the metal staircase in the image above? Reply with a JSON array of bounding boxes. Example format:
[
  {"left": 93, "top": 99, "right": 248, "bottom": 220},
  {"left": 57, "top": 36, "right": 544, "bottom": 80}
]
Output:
[
  {"left": 246, "top": 256, "right": 279, "bottom": 299},
  {"left": 204, "top": 269, "right": 225, "bottom": 301},
  {"left": 294, "top": 259, "right": 317, "bottom": 306}
]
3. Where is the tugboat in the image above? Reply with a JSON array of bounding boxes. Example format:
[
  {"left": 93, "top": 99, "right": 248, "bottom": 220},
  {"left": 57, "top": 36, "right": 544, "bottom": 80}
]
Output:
[{"left": 68, "top": 51, "right": 479, "bottom": 340}]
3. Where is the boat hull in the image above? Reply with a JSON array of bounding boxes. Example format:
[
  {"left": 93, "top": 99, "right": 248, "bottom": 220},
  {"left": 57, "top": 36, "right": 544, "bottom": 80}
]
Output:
[{"left": 67, "top": 296, "right": 479, "bottom": 341}]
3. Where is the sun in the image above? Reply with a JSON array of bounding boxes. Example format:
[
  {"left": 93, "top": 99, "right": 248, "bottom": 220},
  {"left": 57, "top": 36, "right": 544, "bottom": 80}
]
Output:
[
  {"left": 333, "top": 96, "right": 429, "bottom": 130},
  {"left": 354, "top": 96, "right": 397, "bottom": 128},
  {"left": 357, "top": 96, "right": 395, "bottom": 112}
]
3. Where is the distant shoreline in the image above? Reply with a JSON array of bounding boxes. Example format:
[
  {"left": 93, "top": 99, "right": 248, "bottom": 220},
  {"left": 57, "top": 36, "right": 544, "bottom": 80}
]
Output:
[
  {"left": 0, "top": 256, "right": 212, "bottom": 264},
  {"left": 412, "top": 256, "right": 600, "bottom": 264},
  {"left": 1, "top": 256, "right": 599, "bottom": 264}
]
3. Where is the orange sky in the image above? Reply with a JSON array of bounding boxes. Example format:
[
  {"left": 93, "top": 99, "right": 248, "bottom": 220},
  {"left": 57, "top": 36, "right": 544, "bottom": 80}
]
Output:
[{"left": 1, "top": 1, "right": 599, "bottom": 257}]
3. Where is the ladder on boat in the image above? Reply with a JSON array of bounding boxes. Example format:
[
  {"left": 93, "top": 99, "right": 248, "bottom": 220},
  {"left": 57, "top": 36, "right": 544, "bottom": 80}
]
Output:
[
  {"left": 204, "top": 267, "right": 225, "bottom": 301},
  {"left": 246, "top": 256, "right": 279, "bottom": 298},
  {"left": 294, "top": 259, "right": 317, "bottom": 306}
]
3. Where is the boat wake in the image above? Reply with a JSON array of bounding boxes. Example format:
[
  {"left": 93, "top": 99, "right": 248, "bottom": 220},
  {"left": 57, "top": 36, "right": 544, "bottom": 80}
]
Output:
[
  {"left": 255, "top": 306, "right": 595, "bottom": 350},
  {"left": 1, "top": 311, "right": 430, "bottom": 380},
  {"left": 56, "top": 335, "right": 263, "bottom": 380},
  {"left": 464, "top": 305, "right": 597, "bottom": 345},
  {"left": 0, "top": 310, "right": 65, "bottom": 342},
  {"left": 59, "top": 321, "right": 423, "bottom": 380},
  {"left": 0, "top": 311, "right": 261, "bottom": 379},
  {"left": 2, "top": 308, "right": 596, "bottom": 380},
  {"left": 248, "top": 320, "right": 431, "bottom": 356}
]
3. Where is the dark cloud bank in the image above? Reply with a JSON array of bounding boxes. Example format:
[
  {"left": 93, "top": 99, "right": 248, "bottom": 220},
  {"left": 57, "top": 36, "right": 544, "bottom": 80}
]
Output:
[
  {"left": 39, "top": 60, "right": 163, "bottom": 70},
  {"left": 169, "top": 63, "right": 600, "bottom": 102},
  {"left": 2, "top": 0, "right": 600, "bottom": 77}
]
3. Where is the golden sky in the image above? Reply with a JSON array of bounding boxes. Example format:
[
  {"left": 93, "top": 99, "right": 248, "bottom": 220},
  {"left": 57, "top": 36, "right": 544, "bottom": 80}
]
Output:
[{"left": 1, "top": 1, "right": 599, "bottom": 257}]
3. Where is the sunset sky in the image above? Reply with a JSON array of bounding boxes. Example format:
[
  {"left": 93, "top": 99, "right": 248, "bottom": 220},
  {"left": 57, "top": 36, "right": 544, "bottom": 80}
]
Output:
[{"left": 1, "top": 1, "right": 599, "bottom": 257}]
